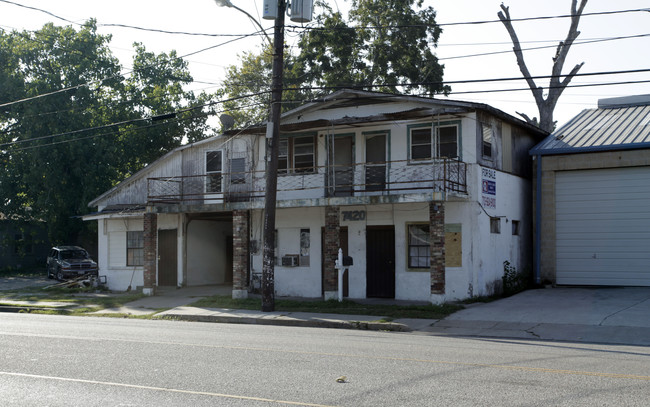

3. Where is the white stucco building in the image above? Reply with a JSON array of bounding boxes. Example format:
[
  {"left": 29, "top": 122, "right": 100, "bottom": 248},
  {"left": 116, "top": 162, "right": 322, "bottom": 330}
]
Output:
[{"left": 85, "top": 90, "right": 546, "bottom": 302}]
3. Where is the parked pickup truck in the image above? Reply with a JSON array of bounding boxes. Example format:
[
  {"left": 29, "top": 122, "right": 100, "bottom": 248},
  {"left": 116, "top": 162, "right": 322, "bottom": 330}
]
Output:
[{"left": 46, "top": 246, "right": 98, "bottom": 281}]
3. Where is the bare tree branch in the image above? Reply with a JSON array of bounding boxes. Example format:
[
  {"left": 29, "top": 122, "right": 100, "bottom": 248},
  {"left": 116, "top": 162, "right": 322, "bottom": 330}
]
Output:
[
  {"left": 499, "top": 0, "right": 588, "bottom": 132},
  {"left": 498, "top": 4, "right": 544, "bottom": 109}
]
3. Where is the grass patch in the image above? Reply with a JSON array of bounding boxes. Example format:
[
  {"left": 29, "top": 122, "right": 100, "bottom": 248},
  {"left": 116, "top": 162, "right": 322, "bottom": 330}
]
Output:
[
  {"left": 460, "top": 294, "right": 501, "bottom": 304},
  {"left": 1, "top": 286, "right": 145, "bottom": 312},
  {"left": 191, "top": 296, "right": 463, "bottom": 320},
  {"left": 0, "top": 266, "right": 43, "bottom": 278}
]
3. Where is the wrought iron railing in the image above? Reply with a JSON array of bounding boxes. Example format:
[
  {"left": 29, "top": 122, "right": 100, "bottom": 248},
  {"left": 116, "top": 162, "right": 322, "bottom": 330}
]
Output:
[{"left": 147, "top": 158, "right": 467, "bottom": 205}]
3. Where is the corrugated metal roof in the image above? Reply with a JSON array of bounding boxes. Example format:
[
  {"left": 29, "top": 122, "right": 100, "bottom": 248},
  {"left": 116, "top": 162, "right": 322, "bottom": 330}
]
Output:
[{"left": 531, "top": 104, "right": 650, "bottom": 155}]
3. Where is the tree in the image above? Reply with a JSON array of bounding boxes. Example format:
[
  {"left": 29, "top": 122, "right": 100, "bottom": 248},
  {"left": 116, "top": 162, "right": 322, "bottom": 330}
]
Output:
[
  {"left": 0, "top": 21, "right": 214, "bottom": 245},
  {"left": 219, "top": 0, "right": 449, "bottom": 127},
  {"left": 297, "top": 0, "right": 448, "bottom": 96},
  {"left": 498, "top": 0, "right": 588, "bottom": 132}
]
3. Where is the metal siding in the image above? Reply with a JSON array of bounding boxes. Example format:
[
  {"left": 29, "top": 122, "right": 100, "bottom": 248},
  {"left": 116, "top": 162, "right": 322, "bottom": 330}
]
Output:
[
  {"left": 555, "top": 167, "right": 650, "bottom": 286},
  {"left": 534, "top": 105, "right": 650, "bottom": 154}
]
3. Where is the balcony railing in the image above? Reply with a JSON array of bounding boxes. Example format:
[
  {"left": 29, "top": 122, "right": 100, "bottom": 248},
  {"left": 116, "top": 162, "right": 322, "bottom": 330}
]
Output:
[{"left": 147, "top": 158, "right": 467, "bottom": 205}]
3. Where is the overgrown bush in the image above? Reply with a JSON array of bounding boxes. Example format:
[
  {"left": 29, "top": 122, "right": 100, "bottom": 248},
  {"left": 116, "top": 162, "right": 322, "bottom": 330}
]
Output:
[{"left": 502, "top": 260, "right": 527, "bottom": 296}]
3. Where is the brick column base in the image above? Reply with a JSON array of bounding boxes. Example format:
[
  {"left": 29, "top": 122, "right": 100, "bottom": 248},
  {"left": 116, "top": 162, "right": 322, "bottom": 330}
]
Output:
[
  {"left": 323, "top": 206, "right": 340, "bottom": 300},
  {"left": 143, "top": 212, "right": 157, "bottom": 296},
  {"left": 232, "top": 210, "right": 249, "bottom": 299},
  {"left": 430, "top": 202, "right": 445, "bottom": 299}
]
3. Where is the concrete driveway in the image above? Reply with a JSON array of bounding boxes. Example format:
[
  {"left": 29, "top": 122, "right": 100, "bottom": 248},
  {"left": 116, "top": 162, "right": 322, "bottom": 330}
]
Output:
[{"left": 430, "top": 287, "right": 650, "bottom": 345}]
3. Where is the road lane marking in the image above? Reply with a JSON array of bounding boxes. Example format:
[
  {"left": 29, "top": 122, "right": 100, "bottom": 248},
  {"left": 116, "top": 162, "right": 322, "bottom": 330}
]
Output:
[
  {"left": 0, "top": 371, "right": 338, "bottom": 407},
  {"left": 3, "top": 331, "right": 650, "bottom": 381}
]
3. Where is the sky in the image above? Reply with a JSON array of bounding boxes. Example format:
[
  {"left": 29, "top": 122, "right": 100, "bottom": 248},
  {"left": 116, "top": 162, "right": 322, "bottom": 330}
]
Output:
[{"left": 1, "top": 0, "right": 649, "bottom": 128}]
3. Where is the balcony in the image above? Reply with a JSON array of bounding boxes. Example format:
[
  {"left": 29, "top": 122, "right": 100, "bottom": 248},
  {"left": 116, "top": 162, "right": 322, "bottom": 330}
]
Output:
[{"left": 147, "top": 158, "right": 467, "bottom": 207}]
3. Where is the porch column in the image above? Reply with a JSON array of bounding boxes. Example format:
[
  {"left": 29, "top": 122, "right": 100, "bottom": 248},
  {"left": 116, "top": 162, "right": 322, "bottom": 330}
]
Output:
[
  {"left": 430, "top": 201, "right": 445, "bottom": 299},
  {"left": 232, "top": 210, "right": 249, "bottom": 299},
  {"left": 323, "top": 205, "right": 340, "bottom": 300},
  {"left": 143, "top": 211, "right": 157, "bottom": 296}
]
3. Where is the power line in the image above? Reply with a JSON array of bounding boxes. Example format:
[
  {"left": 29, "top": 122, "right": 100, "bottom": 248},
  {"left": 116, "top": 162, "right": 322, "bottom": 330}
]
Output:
[
  {"left": 0, "top": 30, "right": 261, "bottom": 109},
  {"left": 439, "top": 33, "right": 650, "bottom": 61},
  {"left": 4, "top": 0, "right": 646, "bottom": 38},
  {"left": 286, "top": 8, "right": 650, "bottom": 31},
  {"left": 0, "top": 91, "right": 270, "bottom": 149}
]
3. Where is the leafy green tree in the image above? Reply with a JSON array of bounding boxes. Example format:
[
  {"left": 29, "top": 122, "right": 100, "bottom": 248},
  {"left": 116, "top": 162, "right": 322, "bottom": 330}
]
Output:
[
  {"left": 219, "top": 0, "right": 448, "bottom": 127},
  {"left": 219, "top": 45, "right": 310, "bottom": 127},
  {"left": 298, "top": 0, "right": 448, "bottom": 95},
  {"left": 0, "top": 21, "right": 214, "bottom": 245}
]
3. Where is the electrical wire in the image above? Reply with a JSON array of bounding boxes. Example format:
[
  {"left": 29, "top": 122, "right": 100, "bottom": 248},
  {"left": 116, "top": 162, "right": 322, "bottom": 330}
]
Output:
[{"left": 0, "top": 90, "right": 271, "bottom": 149}]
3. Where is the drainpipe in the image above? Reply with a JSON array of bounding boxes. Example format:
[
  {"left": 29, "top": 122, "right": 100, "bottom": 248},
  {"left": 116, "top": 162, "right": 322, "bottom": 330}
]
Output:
[{"left": 534, "top": 154, "right": 542, "bottom": 285}]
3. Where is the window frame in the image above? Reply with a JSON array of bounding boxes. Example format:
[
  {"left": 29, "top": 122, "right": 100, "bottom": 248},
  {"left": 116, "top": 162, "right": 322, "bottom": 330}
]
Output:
[
  {"left": 126, "top": 230, "right": 144, "bottom": 267},
  {"left": 229, "top": 157, "right": 246, "bottom": 185},
  {"left": 407, "top": 121, "right": 461, "bottom": 162},
  {"left": 512, "top": 220, "right": 520, "bottom": 236},
  {"left": 276, "top": 134, "right": 316, "bottom": 175},
  {"left": 407, "top": 223, "right": 430, "bottom": 270},
  {"left": 490, "top": 217, "right": 501, "bottom": 234},
  {"left": 205, "top": 150, "right": 223, "bottom": 193},
  {"left": 481, "top": 123, "right": 493, "bottom": 159}
]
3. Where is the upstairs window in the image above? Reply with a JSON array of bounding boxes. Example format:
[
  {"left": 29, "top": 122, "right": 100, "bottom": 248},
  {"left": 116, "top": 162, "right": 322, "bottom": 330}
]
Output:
[
  {"left": 409, "top": 123, "right": 459, "bottom": 161},
  {"left": 482, "top": 124, "right": 493, "bottom": 159},
  {"left": 230, "top": 157, "right": 246, "bottom": 184},
  {"left": 277, "top": 135, "right": 316, "bottom": 174},
  {"left": 206, "top": 150, "right": 223, "bottom": 193}
]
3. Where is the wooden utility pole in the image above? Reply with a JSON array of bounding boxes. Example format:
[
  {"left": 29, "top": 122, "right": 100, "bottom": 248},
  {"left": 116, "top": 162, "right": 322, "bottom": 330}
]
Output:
[{"left": 261, "top": 0, "right": 286, "bottom": 312}]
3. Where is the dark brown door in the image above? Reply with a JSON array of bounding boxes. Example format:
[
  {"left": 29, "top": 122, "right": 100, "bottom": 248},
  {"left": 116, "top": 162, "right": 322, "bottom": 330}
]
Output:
[
  {"left": 328, "top": 136, "right": 354, "bottom": 196},
  {"left": 321, "top": 227, "right": 349, "bottom": 297},
  {"left": 158, "top": 229, "right": 177, "bottom": 286},
  {"left": 366, "top": 226, "right": 395, "bottom": 298}
]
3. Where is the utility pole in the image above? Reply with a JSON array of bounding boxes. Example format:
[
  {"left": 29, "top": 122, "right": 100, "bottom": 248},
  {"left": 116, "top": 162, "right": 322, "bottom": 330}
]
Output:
[{"left": 261, "top": 0, "right": 286, "bottom": 312}]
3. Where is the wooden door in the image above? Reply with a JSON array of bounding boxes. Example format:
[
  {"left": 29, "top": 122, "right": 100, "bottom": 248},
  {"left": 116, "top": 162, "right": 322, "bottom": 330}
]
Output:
[
  {"left": 365, "top": 133, "right": 386, "bottom": 191},
  {"left": 366, "top": 226, "right": 395, "bottom": 298},
  {"left": 328, "top": 136, "right": 354, "bottom": 196},
  {"left": 158, "top": 229, "right": 178, "bottom": 286}
]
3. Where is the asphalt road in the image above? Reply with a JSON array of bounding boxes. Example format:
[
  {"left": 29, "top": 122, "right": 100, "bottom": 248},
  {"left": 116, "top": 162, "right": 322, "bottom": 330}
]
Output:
[{"left": 1, "top": 313, "right": 649, "bottom": 406}]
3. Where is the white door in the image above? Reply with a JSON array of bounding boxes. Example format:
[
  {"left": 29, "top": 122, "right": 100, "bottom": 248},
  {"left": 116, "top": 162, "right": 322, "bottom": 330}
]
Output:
[{"left": 555, "top": 166, "right": 650, "bottom": 286}]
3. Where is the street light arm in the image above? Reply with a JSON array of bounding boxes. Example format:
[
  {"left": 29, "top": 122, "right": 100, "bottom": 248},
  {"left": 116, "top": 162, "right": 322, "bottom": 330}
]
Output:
[{"left": 214, "top": 0, "right": 272, "bottom": 46}]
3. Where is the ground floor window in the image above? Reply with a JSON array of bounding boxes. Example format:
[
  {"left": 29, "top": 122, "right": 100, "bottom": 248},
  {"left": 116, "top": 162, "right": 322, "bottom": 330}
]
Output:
[
  {"left": 407, "top": 224, "right": 430, "bottom": 268},
  {"left": 127, "top": 231, "right": 144, "bottom": 266}
]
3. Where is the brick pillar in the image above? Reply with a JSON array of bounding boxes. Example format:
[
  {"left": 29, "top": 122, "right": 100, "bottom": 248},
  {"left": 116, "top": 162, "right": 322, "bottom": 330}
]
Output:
[
  {"left": 323, "top": 206, "right": 340, "bottom": 300},
  {"left": 430, "top": 201, "right": 445, "bottom": 296},
  {"left": 232, "top": 210, "right": 249, "bottom": 299},
  {"left": 143, "top": 212, "right": 157, "bottom": 296}
]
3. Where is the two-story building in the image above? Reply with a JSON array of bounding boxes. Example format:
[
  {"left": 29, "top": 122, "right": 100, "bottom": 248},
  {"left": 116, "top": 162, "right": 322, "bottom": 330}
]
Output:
[{"left": 85, "top": 90, "right": 546, "bottom": 303}]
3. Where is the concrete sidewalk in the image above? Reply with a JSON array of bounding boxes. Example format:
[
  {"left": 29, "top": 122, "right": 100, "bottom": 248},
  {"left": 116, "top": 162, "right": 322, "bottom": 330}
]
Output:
[
  {"left": 3, "top": 279, "right": 650, "bottom": 345},
  {"left": 99, "top": 286, "right": 650, "bottom": 345},
  {"left": 425, "top": 287, "right": 650, "bottom": 346}
]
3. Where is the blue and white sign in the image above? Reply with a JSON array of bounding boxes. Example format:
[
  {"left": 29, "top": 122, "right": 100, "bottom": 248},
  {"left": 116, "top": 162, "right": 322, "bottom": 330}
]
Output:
[{"left": 481, "top": 167, "right": 496, "bottom": 209}]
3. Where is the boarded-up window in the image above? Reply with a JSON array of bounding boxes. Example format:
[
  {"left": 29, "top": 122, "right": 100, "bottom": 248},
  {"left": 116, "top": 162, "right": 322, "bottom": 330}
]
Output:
[
  {"left": 445, "top": 224, "right": 462, "bottom": 267},
  {"left": 230, "top": 157, "right": 246, "bottom": 184}
]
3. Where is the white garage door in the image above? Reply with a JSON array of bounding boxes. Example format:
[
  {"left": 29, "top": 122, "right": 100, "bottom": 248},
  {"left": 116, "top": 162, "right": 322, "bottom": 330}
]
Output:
[{"left": 555, "top": 166, "right": 650, "bottom": 286}]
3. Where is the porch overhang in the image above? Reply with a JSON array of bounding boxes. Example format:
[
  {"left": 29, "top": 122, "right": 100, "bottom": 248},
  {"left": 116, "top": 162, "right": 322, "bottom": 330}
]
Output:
[{"left": 149, "top": 192, "right": 447, "bottom": 214}]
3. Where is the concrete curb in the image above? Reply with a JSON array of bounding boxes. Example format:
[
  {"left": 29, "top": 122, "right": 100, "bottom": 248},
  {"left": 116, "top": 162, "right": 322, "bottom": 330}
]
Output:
[
  {"left": 0, "top": 305, "right": 56, "bottom": 313},
  {"left": 154, "top": 313, "right": 412, "bottom": 332}
]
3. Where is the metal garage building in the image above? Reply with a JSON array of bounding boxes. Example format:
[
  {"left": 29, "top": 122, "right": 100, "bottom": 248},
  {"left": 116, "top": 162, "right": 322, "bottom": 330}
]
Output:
[{"left": 531, "top": 95, "right": 650, "bottom": 287}]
